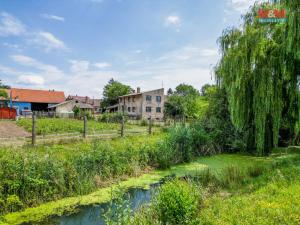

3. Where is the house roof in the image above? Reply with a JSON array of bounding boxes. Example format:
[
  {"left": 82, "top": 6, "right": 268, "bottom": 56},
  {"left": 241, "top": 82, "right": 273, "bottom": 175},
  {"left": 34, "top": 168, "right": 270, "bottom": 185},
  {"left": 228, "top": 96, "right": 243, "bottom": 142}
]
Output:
[
  {"left": 11, "top": 88, "right": 65, "bottom": 103},
  {"left": 119, "top": 88, "right": 164, "bottom": 98},
  {"left": 67, "top": 95, "right": 101, "bottom": 107},
  {"left": 48, "top": 100, "right": 93, "bottom": 109}
]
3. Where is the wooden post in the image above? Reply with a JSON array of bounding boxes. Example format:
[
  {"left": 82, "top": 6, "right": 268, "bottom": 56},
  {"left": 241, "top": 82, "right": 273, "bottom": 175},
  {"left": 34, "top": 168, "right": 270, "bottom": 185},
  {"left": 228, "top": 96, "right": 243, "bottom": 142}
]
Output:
[
  {"left": 83, "top": 116, "right": 87, "bottom": 138},
  {"left": 120, "top": 116, "right": 124, "bottom": 137},
  {"left": 148, "top": 116, "right": 152, "bottom": 135},
  {"left": 32, "top": 112, "right": 36, "bottom": 146}
]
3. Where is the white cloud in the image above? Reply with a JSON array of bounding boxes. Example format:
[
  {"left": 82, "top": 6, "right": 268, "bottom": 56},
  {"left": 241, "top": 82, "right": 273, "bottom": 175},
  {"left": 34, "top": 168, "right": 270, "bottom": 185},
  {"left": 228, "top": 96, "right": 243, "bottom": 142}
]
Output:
[
  {"left": 165, "top": 15, "right": 181, "bottom": 31},
  {"left": 69, "top": 60, "right": 90, "bottom": 73},
  {"left": 42, "top": 14, "right": 65, "bottom": 22},
  {"left": 32, "top": 31, "right": 67, "bottom": 51},
  {"left": 11, "top": 54, "right": 65, "bottom": 81},
  {"left": 94, "top": 62, "right": 112, "bottom": 69},
  {"left": 0, "top": 12, "right": 26, "bottom": 36},
  {"left": 17, "top": 75, "right": 45, "bottom": 85}
]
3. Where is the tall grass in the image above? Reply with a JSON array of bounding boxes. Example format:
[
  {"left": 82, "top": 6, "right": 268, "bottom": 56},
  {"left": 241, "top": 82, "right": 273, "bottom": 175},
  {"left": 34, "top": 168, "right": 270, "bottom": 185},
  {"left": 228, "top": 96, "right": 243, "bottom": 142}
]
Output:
[{"left": 16, "top": 118, "right": 138, "bottom": 135}]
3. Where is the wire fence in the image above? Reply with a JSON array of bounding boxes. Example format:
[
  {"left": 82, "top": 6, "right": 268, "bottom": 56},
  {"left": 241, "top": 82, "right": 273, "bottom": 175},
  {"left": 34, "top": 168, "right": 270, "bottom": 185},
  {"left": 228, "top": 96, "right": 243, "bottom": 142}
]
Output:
[{"left": 0, "top": 114, "right": 157, "bottom": 146}]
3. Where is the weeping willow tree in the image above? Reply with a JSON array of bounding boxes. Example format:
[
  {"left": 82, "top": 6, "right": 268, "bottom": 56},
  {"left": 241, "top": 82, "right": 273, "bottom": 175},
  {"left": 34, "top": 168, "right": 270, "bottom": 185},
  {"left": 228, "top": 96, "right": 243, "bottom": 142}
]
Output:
[{"left": 216, "top": 1, "right": 299, "bottom": 155}]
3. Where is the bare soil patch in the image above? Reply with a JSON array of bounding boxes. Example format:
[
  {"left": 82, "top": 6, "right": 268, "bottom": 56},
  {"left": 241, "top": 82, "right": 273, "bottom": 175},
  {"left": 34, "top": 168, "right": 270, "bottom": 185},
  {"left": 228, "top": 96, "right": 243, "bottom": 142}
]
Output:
[{"left": 0, "top": 121, "right": 30, "bottom": 138}]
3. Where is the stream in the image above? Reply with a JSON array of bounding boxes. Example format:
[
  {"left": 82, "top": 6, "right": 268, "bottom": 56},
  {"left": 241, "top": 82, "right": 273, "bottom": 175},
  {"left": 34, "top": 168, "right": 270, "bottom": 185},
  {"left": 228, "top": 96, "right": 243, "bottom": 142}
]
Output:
[{"left": 47, "top": 183, "right": 159, "bottom": 225}]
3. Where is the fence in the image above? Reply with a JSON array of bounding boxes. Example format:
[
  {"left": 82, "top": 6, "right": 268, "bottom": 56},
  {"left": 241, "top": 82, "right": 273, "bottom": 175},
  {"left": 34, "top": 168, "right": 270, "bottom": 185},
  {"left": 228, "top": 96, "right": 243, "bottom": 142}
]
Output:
[{"left": 0, "top": 114, "right": 156, "bottom": 146}]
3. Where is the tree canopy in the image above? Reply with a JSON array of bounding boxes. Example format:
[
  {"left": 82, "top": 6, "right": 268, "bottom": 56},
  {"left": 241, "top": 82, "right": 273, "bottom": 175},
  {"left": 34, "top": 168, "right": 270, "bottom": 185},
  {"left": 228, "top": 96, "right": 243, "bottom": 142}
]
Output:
[
  {"left": 164, "top": 84, "right": 208, "bottom": 120},
  {"left": 101, "top": 79, "right": 132, "bottom": 109},
  {"left": 216, "top": 1, "right": 299, "bottom": 155}
]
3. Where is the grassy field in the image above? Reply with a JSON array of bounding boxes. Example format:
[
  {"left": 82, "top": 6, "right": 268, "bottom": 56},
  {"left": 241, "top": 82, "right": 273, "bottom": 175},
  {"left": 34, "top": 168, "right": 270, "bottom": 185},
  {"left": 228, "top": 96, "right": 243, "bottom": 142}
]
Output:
[
  {"left": 16, "top": 118, "right": 140, "bottom": 135},
  {"left": 126, "top": 148, "right": 300, "bottom": 225}
]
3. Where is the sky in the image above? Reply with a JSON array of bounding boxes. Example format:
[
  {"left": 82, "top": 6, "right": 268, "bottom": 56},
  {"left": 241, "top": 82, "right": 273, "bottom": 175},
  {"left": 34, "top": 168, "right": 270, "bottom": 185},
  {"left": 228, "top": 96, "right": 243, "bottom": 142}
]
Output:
[{"left": 0, "top": 0, "right": 258, "bottom": 98}]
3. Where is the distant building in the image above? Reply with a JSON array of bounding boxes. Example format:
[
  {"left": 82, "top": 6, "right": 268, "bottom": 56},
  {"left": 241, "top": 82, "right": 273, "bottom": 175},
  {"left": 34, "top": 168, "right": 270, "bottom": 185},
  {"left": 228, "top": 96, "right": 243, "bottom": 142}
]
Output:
[
  {"left": 8, "top": 88, "right": 65, "bottom": 115},
  {"left": 48, "top": 99, "right": 93, "bottom": 116},
  {"left": 118, "top": 87, "right": 165, "bottom": 120},
  {"left": 66, "top": 95, "right": 101, "bottom": 113}
]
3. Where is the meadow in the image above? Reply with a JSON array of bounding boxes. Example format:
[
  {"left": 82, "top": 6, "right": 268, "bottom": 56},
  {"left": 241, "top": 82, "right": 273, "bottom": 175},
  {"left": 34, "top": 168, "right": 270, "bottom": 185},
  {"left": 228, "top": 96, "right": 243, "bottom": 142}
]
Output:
[
  {"left": 16, "top": 118, "right": 139, "bottom": 135},
  {"left": 112, "top": 148, "right": 300, "bottom": 225}
]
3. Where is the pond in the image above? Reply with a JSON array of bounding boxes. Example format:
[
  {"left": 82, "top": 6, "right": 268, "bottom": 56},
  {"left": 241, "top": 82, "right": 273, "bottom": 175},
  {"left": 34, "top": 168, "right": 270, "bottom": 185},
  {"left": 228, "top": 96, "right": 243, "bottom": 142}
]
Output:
[{"left": 46, "top": 183, "right": 159, "bottom": 225}]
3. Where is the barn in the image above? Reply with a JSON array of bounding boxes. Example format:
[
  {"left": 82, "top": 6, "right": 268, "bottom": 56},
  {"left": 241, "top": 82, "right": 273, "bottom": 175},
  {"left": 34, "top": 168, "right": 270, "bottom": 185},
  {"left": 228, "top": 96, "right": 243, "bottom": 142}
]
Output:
[{"left": 9, "top": 88, "right": 65, "bottom": 115}]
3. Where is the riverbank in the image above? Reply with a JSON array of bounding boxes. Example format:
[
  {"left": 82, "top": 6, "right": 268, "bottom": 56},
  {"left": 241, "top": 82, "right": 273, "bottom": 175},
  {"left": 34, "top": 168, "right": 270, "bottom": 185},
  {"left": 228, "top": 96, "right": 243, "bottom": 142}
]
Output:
[{"left": 0, "top": 154, "right": 271, "bottom": 225}]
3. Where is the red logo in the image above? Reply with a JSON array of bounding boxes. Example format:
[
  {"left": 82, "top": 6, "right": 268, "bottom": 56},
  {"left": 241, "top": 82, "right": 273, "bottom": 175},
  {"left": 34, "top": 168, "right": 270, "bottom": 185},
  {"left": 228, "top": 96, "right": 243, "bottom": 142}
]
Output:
[{"left": 258, "top": 9, "right": 286, "bottom": 19}]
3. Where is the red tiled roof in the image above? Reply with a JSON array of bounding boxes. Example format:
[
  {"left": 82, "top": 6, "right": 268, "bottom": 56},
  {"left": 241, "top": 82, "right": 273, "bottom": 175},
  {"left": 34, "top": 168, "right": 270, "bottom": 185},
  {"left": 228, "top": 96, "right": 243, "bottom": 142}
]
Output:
[{"left": 11, "top": 88, "right": 65, "bottom": 103}]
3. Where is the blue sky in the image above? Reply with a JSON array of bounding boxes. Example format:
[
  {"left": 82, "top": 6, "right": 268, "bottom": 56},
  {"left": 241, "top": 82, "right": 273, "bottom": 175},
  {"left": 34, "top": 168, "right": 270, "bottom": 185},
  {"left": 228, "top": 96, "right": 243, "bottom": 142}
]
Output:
[{"left": 0, "top": 0, "right": 257, "bottom": 97}]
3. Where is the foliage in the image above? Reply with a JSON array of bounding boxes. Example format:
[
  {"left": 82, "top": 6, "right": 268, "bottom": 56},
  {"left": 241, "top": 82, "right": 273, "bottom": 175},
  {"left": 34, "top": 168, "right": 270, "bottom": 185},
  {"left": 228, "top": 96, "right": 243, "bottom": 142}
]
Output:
[
  {"left": 201, "top": 87, "right": 245, "bottom": 152},
  {"left": 0, "top": 80, "right": 10, "bottom": 89},
  {"left": 200, "top": 83, "right": 215, "bottom": 96},
  {"left": 16, "top": 118, "right": 138, "bottom": 135},
  {"left": 0, "top": 135, "right": 162, "bottom": 215},
  {"left": 99, "top": 112, "right": 127, "bottom": 123},
  {"left": 154, "top": 179, "right": 201, "bottom": 225},
  {"left": 128, "top": 152, "right": 300, "bottom": 225},
  {"left": 0, "top": 89, "right": 8, "bottom": 99},
  {"left": 101, "top": 79, "right": 132, "bottom": 109},
  {"left": 164, "top": 83, "right": 208, "bottom": 120},
  {"left": 216, "top": 1, "right": 299, "bottom": 155}
]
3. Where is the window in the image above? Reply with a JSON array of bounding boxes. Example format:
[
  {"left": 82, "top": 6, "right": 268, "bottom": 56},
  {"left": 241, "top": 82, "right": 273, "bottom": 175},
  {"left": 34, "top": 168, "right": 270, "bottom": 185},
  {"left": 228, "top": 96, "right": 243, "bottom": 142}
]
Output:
[
  {"left": 146, "top": 107, "right": 151, "bottom": 112},
  {"left": 132, "top": 107, "right": 136, "bottom": 112},
  {"left": 128, "top": 107, "right": 131, "bottom": 112},
  {"left": 156, "top": 107, "right": 161, "bottom": 113},
  {"left": 146, "top": 95, "right": 152, "bottom": 101},
  {"left": 156, "top": 96, "right": 161, "bottom": 102},
  {"left": 24, "top": 107, "right": 29, "bottom": 110},
  {"left": 132, "top": 97, "right": 135, "bottom": 102},
  {"left": 128, "top": 97, "right": 131, "bottom": 102}
]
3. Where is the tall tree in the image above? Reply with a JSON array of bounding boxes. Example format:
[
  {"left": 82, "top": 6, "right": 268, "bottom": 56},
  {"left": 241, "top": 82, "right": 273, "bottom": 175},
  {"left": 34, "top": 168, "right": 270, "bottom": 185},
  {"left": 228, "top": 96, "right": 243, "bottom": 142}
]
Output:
[
  {"left": 216, "top": 1, "right": 299, "bottom": 155},
  {"left": 0, "top": 80, "right": 9, "bottom": 98},
  {"left": 101, "top": 79, "right": 132, "bottom": 109}
]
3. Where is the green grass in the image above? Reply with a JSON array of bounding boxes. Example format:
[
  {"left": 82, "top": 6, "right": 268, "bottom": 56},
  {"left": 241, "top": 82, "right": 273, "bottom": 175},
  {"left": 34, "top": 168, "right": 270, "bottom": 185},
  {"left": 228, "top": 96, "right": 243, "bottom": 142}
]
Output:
[
  {"left": 16, "top": 118, "right": 139, "bottom": 135},
  {"left": 0, "top": 154, "right": 271, "bottom": 225},
  {"left": 199, "top": 156, "right": 300, "bottom": 224},
  {"left": 126, "top": 150, "right": 300, "bottom": 225}
]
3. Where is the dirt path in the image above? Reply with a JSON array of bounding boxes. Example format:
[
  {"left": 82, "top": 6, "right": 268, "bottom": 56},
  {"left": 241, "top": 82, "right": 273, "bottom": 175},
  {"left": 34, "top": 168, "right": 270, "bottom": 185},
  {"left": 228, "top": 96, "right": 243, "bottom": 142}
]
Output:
[{"left": 0, "top": 121, "right": 30, "bottom": 138}]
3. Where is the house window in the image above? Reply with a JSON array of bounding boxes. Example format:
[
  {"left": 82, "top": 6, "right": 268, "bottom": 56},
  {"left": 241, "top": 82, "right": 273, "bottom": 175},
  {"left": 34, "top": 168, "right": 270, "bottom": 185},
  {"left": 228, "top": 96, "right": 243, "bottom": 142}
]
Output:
[
  {"left": 132, "top": 97, "right": 135, "bottom": 102},
  {"left": 128, "top": 97, "right": 131, "bottom": 102},
  {"left": 24, "top": 107, "right": 29, "bottom": 110},
  {"left": 132, "top": 107, "right": 136, "bottom": 112},
  {"left": 128, "top": 107, "right": 131, "bottom": 112},
  {"left": 156, "top": 96, "right": 161, "bottom": 102},
  {"left": 156, "top": 107, "right": 161, "bottom": 113},
  {"left": 146, "top": 107, "right": 151, "bottom": 112},
  {"left": 146, "top": 95, "right": 152, "bottom": 102}
]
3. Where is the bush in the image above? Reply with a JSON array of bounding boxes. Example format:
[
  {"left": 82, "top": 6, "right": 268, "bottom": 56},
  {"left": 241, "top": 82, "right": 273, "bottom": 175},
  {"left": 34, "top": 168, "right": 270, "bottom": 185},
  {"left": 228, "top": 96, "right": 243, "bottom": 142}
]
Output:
[
  {"left": 99, "top": 112, "right": 127, "bottom": 123},
  {"left": 154, "top": 179, "right": 201, "bottom": 225}
]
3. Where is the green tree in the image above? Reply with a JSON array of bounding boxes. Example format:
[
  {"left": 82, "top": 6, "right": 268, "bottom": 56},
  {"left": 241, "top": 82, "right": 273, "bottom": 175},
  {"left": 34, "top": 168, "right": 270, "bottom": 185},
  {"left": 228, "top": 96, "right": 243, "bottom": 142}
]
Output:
[
  {"left": 0, "top": 80, "right": 10, "bottom": 89},
  {"left": 216, "top": 1, "right": 299, "bottom": 155},
  {"left": 101, "top": 79, "right": 132, "bottom": 109},
  {"left": 165, "top": 84, "right": 207, "bottom": 120},
  {"left": 0, "top": 80, "right": 9, "bottom": 99}
]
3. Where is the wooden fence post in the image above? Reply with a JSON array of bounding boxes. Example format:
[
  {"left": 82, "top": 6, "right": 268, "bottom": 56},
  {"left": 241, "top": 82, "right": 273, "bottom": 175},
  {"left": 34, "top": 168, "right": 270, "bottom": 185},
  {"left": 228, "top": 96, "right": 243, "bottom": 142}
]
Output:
[
  {"left": 83, "top": 116, "right": 87, "bottom": 138},
  {"left": 120, "top": 116, "right": 124, "bottom": 137},
  {"left": 148, "top": 116, "right": 152, "bottom": 135},
  {"left": 32, "top": 112, "right": 36, "bottom": 146}
]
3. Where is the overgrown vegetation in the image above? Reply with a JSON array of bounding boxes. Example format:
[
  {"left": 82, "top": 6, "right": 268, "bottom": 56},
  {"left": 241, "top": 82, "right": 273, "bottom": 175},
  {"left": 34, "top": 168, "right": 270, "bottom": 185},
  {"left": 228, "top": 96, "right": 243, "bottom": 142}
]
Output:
[
  {"left": 112, "top": 151, "right": 300, "bottom": 225},
  {"left": 16, "top": 118, "right": 138, "bottom": 135}
]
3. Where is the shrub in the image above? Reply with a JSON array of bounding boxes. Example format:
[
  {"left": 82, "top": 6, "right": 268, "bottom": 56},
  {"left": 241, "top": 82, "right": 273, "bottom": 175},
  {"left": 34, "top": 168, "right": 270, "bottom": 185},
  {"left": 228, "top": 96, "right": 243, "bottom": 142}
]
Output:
[
  {"left": 99, "top": 112, "right": 127, "bottom": 123},
  {"left": 154, "top": 179, "right": 201, "bottom": 225}
]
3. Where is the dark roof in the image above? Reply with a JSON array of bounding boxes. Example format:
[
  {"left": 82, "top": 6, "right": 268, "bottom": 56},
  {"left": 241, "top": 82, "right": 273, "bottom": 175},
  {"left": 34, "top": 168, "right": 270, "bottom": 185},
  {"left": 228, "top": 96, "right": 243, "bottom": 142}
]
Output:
[{"left": 11, "top": 88, "right": 65, "bottom": 103}]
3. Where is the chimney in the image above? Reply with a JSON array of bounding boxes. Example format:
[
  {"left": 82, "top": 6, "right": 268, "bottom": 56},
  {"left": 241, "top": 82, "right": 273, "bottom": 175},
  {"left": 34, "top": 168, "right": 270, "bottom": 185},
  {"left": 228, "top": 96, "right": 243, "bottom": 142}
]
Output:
[{"left": 137, "top": 87, "right": 141, "bottom": 93}]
